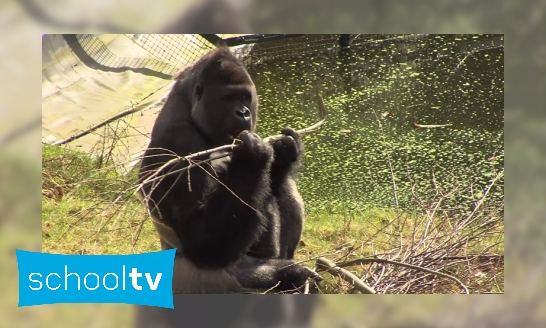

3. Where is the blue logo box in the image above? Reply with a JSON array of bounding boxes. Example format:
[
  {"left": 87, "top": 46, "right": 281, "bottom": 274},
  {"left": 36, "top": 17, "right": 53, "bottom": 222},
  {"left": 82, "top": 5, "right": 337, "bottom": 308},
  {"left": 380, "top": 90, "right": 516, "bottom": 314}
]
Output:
[{"left": 16, "top": 249, "right": 176, "bottom": 308}]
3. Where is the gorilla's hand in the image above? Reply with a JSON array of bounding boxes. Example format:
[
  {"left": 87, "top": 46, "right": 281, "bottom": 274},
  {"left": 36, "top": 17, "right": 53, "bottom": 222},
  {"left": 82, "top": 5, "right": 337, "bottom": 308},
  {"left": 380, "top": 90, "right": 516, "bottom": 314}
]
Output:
[
  {"left": 232, "top": 130, "right": 273, "bottom": 168},
  {"left": 276, "top": 262, "right": 322, "bottom": 293},
  {"left": 272, "top": 127, "right": 303, "bottom": 168}
]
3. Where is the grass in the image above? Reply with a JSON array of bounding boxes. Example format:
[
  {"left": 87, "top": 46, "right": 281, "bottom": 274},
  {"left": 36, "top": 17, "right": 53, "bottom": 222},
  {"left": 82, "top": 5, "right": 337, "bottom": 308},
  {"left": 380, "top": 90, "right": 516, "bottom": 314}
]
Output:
[
  {"left": 42, "top": 143, "right": 504, "bottom": 294},
  {"left": 42, "top": 144, "right": 158, "bottom": 255}
]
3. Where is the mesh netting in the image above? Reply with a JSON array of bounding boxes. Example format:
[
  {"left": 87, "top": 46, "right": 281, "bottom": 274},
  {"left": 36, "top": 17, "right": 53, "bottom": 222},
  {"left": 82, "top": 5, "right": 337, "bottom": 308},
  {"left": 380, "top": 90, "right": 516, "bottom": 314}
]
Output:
[{"left": 74, "top": 34, "right": 502, "bottom": 77}]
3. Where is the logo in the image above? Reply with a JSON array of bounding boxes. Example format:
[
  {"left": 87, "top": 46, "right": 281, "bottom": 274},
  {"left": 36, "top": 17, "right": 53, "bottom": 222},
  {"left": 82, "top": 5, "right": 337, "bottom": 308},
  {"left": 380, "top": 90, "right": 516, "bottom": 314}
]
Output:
[{"left": 16, "top": 249, "right": 176, "bottom": 308}]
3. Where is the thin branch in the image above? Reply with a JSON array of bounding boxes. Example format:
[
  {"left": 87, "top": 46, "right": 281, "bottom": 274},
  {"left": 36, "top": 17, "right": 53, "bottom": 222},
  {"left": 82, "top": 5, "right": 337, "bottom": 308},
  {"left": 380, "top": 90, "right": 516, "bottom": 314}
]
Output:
[
  {"left": 413, "top": 122, "right": 453, "bottom": 129},
  {"left": 337, "top": 257, "right": 469, "bottom": 294},
  {"left": 185, "top": 90, "right": 328, "bottom": 162},
  {"left": 189, "top": 159, "right": 258, "bottom": 213},
  {"left": 453, "top": 51, "right": 474, "bottom": 73},
  {"left": 458, "top": 168, "right": 504, "bottom": 230},
  {"left": 371, "top": 108, "right": 399, "bottom": 211},
  {"left": 303, "top": 265, "right": 318, "bottom": 294},
  {"left": 264, "top": 90, "right": 328, "bottom": 143},
  {"left": 316, "top": 257, "right": 376, "bottom": 294},
  {"left": 261, "top": 281, "right": 282, "bottom": 294},
  {"left": 53, "top": 106, "right": 141, "bottom": 146},
  {"left": 444, "top": 51, "right": 475, "bottom": 83}
]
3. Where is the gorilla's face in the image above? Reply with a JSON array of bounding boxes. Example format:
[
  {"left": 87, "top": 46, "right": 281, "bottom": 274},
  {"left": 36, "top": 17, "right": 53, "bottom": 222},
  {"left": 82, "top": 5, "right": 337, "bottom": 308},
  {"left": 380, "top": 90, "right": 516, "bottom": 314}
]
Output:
[{"left": 190, "top": 58, "right": 258, "bottom": 147}]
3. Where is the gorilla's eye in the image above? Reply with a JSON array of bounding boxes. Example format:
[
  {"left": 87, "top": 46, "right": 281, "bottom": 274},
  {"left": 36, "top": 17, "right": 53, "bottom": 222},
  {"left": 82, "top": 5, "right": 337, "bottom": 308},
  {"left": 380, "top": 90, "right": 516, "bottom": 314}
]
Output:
[{"left": 241, "top": 93, "right": 251, "bottom": 102}]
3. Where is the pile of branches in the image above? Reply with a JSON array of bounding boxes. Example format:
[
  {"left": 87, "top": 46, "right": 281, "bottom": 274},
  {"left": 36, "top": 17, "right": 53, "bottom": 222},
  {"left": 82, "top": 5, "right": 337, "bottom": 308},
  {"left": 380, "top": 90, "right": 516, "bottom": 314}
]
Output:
[{"left": 305, "top": 168, "right": 504, "bottom": 294}]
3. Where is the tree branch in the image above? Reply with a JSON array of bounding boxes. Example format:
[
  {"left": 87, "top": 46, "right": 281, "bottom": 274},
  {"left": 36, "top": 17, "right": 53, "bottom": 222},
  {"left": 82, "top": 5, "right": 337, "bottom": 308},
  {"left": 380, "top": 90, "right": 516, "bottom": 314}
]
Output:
[
  {"left": 316, "top": 257, "right": 376, "bottom": 294},
  {"left": 337, "top": 257, "right": 469, "bottom": 294}
]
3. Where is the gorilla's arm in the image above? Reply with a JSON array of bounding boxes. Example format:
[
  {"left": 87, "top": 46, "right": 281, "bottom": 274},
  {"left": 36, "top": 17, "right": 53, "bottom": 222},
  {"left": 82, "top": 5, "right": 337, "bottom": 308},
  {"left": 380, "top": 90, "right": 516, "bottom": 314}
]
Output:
[
  {"left": 181, "top": 134, "right": 272, "bottom": 269},
  {"left": 141, "top": 131, "right": 319, "bottom": 292},
  {"left": 269, "top": 127, "right": 305, "bottom": 260},
  {"left": 162, "top": 131, "right": 274, "bottom": 270}
]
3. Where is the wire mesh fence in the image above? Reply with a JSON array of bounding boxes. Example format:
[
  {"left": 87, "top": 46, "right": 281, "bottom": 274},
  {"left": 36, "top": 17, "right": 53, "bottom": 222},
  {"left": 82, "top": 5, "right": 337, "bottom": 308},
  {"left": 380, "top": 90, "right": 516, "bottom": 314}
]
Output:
[
  {"left": 72, "top": 34, "right": 503, "bottom": 78},
  {"left": 75, "top": 34, "right": 180, "bottom": 76}
]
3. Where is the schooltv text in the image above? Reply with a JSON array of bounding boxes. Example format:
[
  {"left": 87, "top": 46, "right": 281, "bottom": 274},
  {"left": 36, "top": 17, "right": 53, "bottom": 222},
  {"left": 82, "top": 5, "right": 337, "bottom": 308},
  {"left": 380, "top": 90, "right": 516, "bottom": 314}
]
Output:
[{"left": 16, "top": 249, "right": 176, "bottom": 308}]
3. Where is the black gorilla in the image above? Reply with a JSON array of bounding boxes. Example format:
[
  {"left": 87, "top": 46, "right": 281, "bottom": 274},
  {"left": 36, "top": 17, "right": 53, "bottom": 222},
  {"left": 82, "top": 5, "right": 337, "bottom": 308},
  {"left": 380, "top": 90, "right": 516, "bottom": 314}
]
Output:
[{"left": 138, "top": 47, "right": 318, "bottom": 293}]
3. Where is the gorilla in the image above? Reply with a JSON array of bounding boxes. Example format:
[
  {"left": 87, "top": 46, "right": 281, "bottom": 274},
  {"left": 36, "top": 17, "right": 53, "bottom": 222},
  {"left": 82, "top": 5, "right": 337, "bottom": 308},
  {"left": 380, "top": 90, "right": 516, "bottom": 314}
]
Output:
[{"left": 138, "top": 47, "right": 319, "bottom": 293}]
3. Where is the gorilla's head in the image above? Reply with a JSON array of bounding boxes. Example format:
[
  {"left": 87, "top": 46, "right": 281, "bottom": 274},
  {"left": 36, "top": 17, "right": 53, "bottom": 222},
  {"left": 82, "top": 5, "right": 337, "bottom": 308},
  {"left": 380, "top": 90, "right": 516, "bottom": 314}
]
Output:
[{"left": 182, "top": 48, "right": 258, "bottom": 147}]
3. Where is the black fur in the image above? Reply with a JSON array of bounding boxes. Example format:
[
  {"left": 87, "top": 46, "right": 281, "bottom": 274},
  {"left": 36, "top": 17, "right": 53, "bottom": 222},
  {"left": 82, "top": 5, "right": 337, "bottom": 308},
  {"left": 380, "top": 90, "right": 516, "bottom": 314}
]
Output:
[{"left": 138, "top": 47, "right": 319, "bottom": 293}]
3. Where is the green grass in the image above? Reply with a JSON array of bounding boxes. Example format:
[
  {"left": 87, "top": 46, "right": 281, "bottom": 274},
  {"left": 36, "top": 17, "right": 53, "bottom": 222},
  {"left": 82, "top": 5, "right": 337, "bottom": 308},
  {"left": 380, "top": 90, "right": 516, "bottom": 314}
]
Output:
[
  {"left": 42, "top": 144, "right": 159, "bottom": 255},
  {"left": 42, "top": 144, "right": 504, "bottom": 294}
]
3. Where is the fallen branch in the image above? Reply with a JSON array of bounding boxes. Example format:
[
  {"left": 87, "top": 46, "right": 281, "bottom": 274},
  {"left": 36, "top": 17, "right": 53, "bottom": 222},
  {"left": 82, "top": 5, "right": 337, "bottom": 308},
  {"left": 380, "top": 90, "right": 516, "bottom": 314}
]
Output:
[
  {"left": 413, "top": 122, "right": 453, "bottom": 129},
  {"left": 337, "top": 257, "right": 469, "bottom": 294},
  {"left": 316, "top": 257, "right": 376, "bottom": 294}
]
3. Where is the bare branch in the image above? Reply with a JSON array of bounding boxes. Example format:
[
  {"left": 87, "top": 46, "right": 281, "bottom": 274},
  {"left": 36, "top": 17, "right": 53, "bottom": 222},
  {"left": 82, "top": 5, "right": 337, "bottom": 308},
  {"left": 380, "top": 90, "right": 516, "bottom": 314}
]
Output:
[
  {"left": 264, "top": 90, "right": 328, "bottom": 143},
  {"left": 316, "top": 257, "right": 376, "bottom": 294},
  {"left": 337, "top": 257, "right": 469, "bottom": 294},
  {"left": 458, "top": 168, "right": 504, "bottom": 230}
]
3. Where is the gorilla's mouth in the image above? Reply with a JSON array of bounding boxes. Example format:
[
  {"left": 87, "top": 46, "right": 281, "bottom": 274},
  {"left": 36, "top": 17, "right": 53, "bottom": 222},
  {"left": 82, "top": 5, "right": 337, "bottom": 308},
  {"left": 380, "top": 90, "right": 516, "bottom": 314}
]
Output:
[{"left": 229, "top": 129, "right": 244, "bottom": 140}]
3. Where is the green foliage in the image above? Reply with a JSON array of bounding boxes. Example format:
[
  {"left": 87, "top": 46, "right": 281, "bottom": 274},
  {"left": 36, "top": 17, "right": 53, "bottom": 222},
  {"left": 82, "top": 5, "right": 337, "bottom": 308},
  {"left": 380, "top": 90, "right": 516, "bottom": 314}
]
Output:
[{"left": 249, "top": 35, "right": 504, "bottom": 219}]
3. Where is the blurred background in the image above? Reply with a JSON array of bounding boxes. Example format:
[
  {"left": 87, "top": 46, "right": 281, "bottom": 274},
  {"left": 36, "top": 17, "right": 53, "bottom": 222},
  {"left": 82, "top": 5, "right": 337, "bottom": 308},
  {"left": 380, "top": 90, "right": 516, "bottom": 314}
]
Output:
[{"left": 2, "top": 0, "right": 545, "bottom": 327}]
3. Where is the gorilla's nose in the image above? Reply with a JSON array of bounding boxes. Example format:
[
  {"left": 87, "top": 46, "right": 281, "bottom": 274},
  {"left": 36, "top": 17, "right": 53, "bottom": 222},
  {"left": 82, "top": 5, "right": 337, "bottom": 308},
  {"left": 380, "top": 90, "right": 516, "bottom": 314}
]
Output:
[{"left": 236, "top": 106, "right": 251, "bottom": 120}]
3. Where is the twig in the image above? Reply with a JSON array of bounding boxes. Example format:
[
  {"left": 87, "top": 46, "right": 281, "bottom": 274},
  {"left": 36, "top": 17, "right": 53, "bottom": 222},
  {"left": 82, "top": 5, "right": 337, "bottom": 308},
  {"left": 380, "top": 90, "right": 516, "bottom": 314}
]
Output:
[
  {"left": 261, "top": 281, "right": 282, "bottom": 294},
  {"left": 453, "top": 52, "right": 474, "bottom": 74},
  {"left": 438, "top": 255, "right": 504, "bottom": 262},
  {"left": 371, "top": 108, "right": 399, "bottom": 211},
  {"left": 458, "top": 168, "right": 504, "bottom": 230},
  {"left": 303, "top": 265, "right": 318, "bottom": 294},
  {"left": 188, "top": 90, "right": 328, "bottom": 161},
  {"left": 337, "top": 257, "right": 469, "bottom": 294},
  {"left": 188, "top": 159, "right": 258, "bottom": 213},
  {"left": 413, "top": 122, "right": 453, "bottom": 129},
  {"left": 264, "top": 89, "right": 328, "bottom": 143},
  {"left": 131, "top": 217, "right": 148, "bottom": 250},
  {"left": 316, "top": 257, "right": 376, "bottom": 294},
  {"left": 444, "top": 51, "right": 475, "bottom": 83}
]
